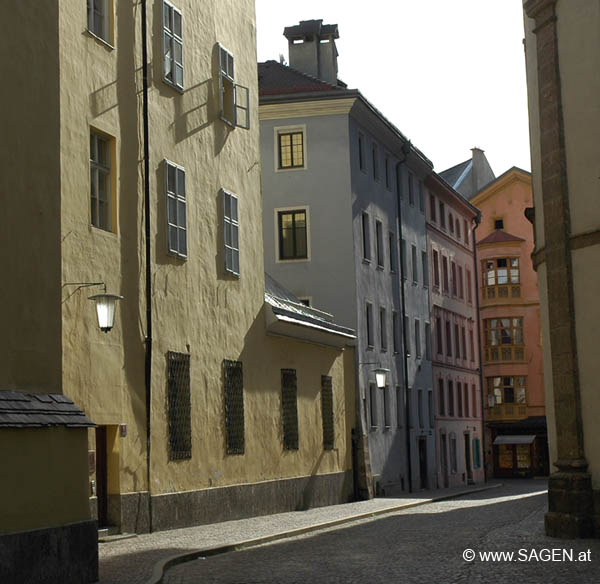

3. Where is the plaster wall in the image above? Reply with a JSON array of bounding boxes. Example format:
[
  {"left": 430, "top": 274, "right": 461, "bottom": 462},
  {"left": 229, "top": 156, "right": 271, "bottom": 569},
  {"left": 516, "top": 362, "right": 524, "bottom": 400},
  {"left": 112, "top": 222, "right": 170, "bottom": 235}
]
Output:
[{"left": 0, "top": 0, "right": 62, "bottom": 392}]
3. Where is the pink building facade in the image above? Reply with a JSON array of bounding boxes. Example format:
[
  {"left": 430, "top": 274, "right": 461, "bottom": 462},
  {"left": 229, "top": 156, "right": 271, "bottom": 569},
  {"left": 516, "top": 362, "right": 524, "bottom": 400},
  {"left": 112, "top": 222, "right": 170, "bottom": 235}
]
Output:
[
  {"left": 471, "top": 168, "right": 548, "bottom": 478},
  {"left": 425, "top": 173, "right": 484, "bottom": 488}
]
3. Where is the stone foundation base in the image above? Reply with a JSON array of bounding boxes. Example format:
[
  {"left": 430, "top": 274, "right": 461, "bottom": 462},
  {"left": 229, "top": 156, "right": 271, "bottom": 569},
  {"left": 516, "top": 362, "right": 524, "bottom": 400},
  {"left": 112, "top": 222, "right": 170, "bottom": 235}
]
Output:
[
  {"left": 0, "top": 520, "right": 98, "bottom": 584},
  {"left": 545, "top": 471, "right": 594, "bottom": 538}
]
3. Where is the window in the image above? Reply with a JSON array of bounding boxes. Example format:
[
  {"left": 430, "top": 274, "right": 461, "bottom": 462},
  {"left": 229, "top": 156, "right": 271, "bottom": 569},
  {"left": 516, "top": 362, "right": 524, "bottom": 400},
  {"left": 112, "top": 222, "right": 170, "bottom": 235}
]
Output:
[
  {"left": 393, "top": 311, "right": 400, "bottom": 353},
  {"left": 379, "top": 307, "right": 387, "bottom": 351},
  {"left": 396, "top": 164, "right": 403, "bottom": 198},
  {"left": 472, "top": 384, "right": 477, "bottom": 416},
  {"left": 167, "top": 351, "right": 191, "bottom": 460},
  {"left": 389, "top": 232, "right": 396, "bottom": 272},
  {"left": 366, "top": 302, "right": 374, "bottom": 348},
  {"left": 407, "top": 388, "right": 413, "bottom": 428},
  {"left": 484, "top": 318, "right": 524, "bottom": 362},
  {"left": 473, "top": 438, "right": 482, "bottom": 469},
  {"left": 90, "top": 130, "right": 112, "bottom": 232},
  {"left": 458, "top": 266, "right": 464, "bottom": 298},
  {"left": 222, "top": 189, "right": 239, "bottom": 276},
  {"left": 376, "top": 220, "right": 384, "bottom": 268},
  {"left": 451, "top": 261, "right": 457, "bottom": 296},
  {"left": 428, "top": 390, "right": 434, "bottom": 428},
  {"left": 385, "top": 156, "right": 391, "bottom": 189},
  {"left": 408, "top": 173, "right": 415, "bottom": 206},
  {"left": 281, "top": 369, "right": 299, "bottom": 450},
  {"left": 422, "top": 251, "right": 429, "bottom": 287},
  {"left": 218, "top": 44, "right": 250, "bottom": 129},
  {"left": 445, "top": 321, "right": 452, "bottom": 357},
  {"left": 418, "top": 390, "right": 424, "bottom": 428},
  {"left": 439, "top": 202, "right": 446, "bottom": 228},
  {"left": 369, "top": 383, "right": 378, "bottom": 428},
  {"left": 358, "top": 134, "right": 365, "bottom": 171},
  {"left": 494, "top": 218, "right": 504, "bottom": 230},
  {"left": 321, "top": 376, "right": 334, "bottom": 450},
  {"left": 404, "top": 316, "right": 411, "bottom": 356},
  {"left": 455, "top": 218, "right": 460, "bottom": 238},
  {"left": 436, "top": 317, "right": 443, "bottom": 355},
  {"left": 223, "top": 359, "right": 244, "bottom": 454},
  {"left": 482, "top": 258, "right": 520, "bottom": 299},
  {"left": 425, "top": 323, "right": 432, "bottom": 360},
  {"left": 87, "top": 0, "right": 111, "bottom": 43},
  {"left": 383, "top": 386, "right": 392, "bottom": 428},
  {"left": 277, "top": 130, "right": 304, "bottom": 169},
  {"left": 448, "top": 381, "right": 454, "bottom": 416},
  {"left": 466, "top": 269, "right": 473, "bottom": 303},
  {"left": 469, "top": 330, "right": 475, "bottom": 362},
  {"left": 372, "top": 144, "right": 379, "bottom": 181},
  {"left": 165, "top": 160, "right": 187, "bottom": 257},
  {"left": 454, "top": 323, "right": 460, "bottom": 359},
  {"left": 419, "top": 181, "right": 425, "bottom": 213},
  {"left": 449, "top": 212, "right": 454, "bottom": 233},
  {"left": 457, "top": 382, "right": 463, "bottom": 417},
  {"left": 488, "top": 376, "right": 526, "bottom": 406},
  {"left": 163, "top": 2, "right": 183, "bottom": 90},
  {"left": 396, "top": 386, "right": 403, "bottom": 427},
  {"left": 433, "top": 250, "right": 440, "bottom": 288},
  {"left": 461, "top": 326, "right": 467, "bottom": 360},
  {"left": 438, "top": 378, "right": 445, "bottom": 415},
  {"left": 278, "top": 209, "right": 308, "bottom": 260},
  {"left": 464, "top": 384, "right": 469, "bottom": 418},
  {"left": 362, "top": 213, "right": 371, "bottom": 261},
  {"left": 464, "top": 219, "right": 469, "bottom": 245},
  {"left": 442, "top": 256, "right": 449, "bottom": 293},
  {"left": 411, "top": 245, "right": 418, "bottom": 283},
  {"left": 450, "top": 434, "right": 457, "bottom": 472},
  {"left": 401, "top": 239, "right": 407, "bottom": 279},
  {"left": 429, "top": 194, "right": 437, "bottom": 222},
  {"left": 415, "top": 319, "right": 421, "bottom": 358}
]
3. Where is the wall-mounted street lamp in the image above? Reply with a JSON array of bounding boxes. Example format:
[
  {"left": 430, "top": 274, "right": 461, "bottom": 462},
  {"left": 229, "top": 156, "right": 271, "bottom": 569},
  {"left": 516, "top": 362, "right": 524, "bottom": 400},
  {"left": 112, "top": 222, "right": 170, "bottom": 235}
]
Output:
[
  {"left": 487, "top": 393, "right": 496, "bottom": 408},
  {"left": 63, "top": 282, "right": 123, "bottom": 333},
  {"left": 360, "top": 362, "right": 391, "bottom": 389}
]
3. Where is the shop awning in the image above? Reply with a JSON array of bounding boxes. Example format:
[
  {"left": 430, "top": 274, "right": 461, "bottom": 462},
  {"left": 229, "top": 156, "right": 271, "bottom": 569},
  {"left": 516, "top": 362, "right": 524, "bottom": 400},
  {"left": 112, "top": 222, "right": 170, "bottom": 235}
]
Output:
[{"left": 493, "top": 434, "right": 536, "bottom": 445}]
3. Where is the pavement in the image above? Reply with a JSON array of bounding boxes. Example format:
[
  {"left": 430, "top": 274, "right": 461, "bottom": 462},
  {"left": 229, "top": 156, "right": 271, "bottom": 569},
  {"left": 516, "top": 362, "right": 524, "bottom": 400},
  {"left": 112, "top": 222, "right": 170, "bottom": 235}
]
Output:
[{"left": 98, "top": 481, "right": 502, "bottom": 584}]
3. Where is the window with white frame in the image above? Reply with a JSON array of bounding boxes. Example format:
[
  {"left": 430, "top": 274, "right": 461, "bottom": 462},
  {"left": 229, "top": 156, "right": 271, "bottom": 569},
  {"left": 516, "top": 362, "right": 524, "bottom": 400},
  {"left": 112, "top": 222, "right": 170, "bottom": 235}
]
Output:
[
  {"left": 90, "top": 130, "right": 112, "bottom": 232},
  {"left": 163, "top": 1, "right": 183, "bottom": 90},
  {"left": 165, "top": 160, "right": 187, "bottom": 257},
  {"left": 222, "top": 189, "right": 239, "bottom": 276},
  {"left": 87, "top": 0, "right": 111, "bottom": 43},
  {"left": 218, "top": 43, "right": 250, "bottom": 129}
]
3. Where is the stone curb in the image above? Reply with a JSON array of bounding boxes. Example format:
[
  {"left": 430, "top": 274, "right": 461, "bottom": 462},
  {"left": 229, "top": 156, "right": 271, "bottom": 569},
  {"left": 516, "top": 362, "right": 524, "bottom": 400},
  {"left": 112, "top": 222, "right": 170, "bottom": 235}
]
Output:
[{"left": 147, "top": 482, "right": 503, "bottom": 584}]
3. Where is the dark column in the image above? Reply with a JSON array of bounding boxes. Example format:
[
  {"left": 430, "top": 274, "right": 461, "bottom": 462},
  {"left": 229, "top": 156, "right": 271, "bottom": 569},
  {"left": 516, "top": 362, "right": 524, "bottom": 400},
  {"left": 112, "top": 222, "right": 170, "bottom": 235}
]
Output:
[{"left": 524, "top": 0, "right": 593, "bottom": 538}]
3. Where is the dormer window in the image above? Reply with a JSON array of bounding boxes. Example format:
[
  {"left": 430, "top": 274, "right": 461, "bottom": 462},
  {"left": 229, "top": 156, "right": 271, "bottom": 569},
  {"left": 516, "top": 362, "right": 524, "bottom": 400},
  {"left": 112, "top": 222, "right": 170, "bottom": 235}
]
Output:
[{"left": 218, "top": 44, "right": 250, "bottom": 129}]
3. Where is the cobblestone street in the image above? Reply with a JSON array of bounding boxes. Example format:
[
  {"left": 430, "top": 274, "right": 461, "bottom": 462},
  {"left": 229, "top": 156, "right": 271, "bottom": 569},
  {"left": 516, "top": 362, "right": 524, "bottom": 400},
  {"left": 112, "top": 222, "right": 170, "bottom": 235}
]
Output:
[{"left": 163, "top": 480, "right": 600, "bottom": 584}]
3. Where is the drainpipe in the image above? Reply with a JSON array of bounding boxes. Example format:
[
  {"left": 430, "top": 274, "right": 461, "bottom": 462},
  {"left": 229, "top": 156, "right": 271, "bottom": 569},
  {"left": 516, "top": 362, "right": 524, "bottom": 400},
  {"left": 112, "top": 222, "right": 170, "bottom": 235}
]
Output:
[
  {"left": 472, "top": 212, "right": 486, "bottom": 482},
  {"left": 396, "top": 142, "right": 413, "bottom": 493},
  {"left": 141, "top": 0, "right": 153, "bottom": 531}
]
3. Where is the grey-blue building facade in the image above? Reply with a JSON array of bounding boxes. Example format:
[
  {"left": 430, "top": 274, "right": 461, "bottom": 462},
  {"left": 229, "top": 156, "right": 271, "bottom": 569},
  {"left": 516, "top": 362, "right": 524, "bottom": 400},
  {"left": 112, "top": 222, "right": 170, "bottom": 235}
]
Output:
[{"left": 258, "top": 20, "right": 436, "bottom": 494}]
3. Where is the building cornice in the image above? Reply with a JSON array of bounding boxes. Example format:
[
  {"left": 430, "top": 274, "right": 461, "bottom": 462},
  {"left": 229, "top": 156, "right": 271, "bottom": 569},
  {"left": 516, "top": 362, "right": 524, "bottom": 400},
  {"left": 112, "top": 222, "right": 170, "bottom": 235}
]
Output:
[
  {"left": 259, "top": 97, "right": 356, "bottom": 120},
  {"left": 470, "top": 169, "right": 532, "bottom": 207}
]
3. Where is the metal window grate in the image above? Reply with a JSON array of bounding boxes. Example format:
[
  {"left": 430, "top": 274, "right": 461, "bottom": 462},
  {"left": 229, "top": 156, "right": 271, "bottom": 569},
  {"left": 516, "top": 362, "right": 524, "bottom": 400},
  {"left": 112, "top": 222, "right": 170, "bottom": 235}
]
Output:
[
  {"left": 167, "top": 351, "right": 191, "bottom": 460},
  {"left": 223, "top": 359, "right": 245, "bottom": 455},
  {"left": 281, "top": 369, "right": 299, "bottom": 450},
  {"left": 321, "top": 376, "right": 334, "bottom": 450}
]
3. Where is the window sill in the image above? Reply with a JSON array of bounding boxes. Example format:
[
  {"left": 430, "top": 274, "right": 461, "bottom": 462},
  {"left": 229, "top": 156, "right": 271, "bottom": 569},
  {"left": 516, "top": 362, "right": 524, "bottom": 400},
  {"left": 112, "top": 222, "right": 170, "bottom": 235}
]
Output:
[
  {"left": 85, "top": 29, "right": 115, "bottom": 50},
  {"left": 275, "top": 165, "right": 307, "bottom": 173},
  {"left": 362, "top": 258, "right": 371, "bottom": 265},
  {"left": 366, "top": 345, "right": 374, "bottom": 351},
  {"left": 376, "top": 264, "right": 384, "bottom": 271},
  {"left": 90, "top": 224, "right": 118, "bottom": 238},
  {"left": 276, "top": 257, "right": 310, "bottom": 264},
  {"left": 164, "top": 79, "right": 185, "bottom": 94},
  {"left": 369, "top": 426, "right": 378, "bottom": 432},
  {"left": 383, "top": 425, "right": 391, "bottom": 432}
]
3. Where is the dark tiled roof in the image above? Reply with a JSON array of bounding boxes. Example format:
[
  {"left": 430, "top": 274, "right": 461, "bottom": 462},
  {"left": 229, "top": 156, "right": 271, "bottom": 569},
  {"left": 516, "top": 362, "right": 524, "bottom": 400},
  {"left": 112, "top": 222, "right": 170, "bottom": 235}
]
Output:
[
  {"left": 478, "top": 230, "right": 525, "bottom": 245},
  {"left": 283, "top": 20, "right": 339, "bottom": 40},
  {"left": 258, "top": 60, "right": 347, "bottom": 96},
  {"left": 0, "top": 390, "right": 95, "bottom": 428},
  {"left": 264, "top": 273, "right": 355, "bottom": 339},
  {"left": 439, "top": 159, "right": 471, "bottom": 188}
]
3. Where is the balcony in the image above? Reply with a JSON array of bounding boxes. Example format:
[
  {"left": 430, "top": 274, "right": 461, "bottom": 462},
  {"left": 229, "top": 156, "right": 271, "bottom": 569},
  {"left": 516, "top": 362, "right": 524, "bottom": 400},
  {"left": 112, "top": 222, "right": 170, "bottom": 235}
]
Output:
[
  {"left": 485, "top": 346, "right": 525, "bottom": 362},
  {"left": 486, "top": 404, "right": 527, "bottom": 421}
]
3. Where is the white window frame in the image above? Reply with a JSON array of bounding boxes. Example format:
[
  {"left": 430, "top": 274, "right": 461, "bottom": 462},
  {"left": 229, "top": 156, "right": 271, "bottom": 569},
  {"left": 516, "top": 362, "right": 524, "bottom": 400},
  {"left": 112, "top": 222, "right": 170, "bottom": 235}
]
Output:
[
  {"left": 162, "top": 1, "right": 184, "bottom": 90},
  {"left": 274, "top": 125, "right": 307, "bottom": 172},
  {"left": 274, "top": 205, "right": 310, "bottom": 263},
  {"left": 222, "top": 188, "right": 239, "bottom": 277},
  {"left": 87, "top": 0, "right": 111, "bottom": 44},
  {"left": 165, "top": 159, "right": 187, "bottom": 258},
  {"left": 218, "top": 43, "right": 250, "bottom": 129},
  {"left": 90, "top": 130, "right": 112, "bottom": 232}
]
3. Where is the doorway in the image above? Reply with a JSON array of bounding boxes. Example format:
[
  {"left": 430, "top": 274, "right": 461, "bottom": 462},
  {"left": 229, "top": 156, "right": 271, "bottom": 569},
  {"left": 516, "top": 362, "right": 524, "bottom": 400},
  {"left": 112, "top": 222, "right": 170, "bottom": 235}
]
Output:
[
  {"left": 95, "top": 426, "right": 108, "bottom": 527},
  {"left": 440, "top": 433, "right": 449, "bottom": 488},
  {"left": 464, "top": 433, "right": 473, "bottom": 484},
  {"left": 418, "top": 438, "right": 428, "bottom": 489}
]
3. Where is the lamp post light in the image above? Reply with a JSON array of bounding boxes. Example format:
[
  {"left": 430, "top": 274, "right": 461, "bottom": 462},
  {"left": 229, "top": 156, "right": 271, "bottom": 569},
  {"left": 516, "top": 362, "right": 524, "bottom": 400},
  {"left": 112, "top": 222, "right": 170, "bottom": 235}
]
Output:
[
  {"left": 63, "top": 282, "right": 123, "bottom": 333},
  {"left": 373, "top": 367, "right": 390, "bottom": 389}
]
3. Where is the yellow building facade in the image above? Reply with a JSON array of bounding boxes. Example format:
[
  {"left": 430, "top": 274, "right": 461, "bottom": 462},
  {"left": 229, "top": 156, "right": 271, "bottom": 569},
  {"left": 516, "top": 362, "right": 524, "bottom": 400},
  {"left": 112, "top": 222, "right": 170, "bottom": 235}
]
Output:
[{"left": 1, "top": 0, "right": 355, "bottom": 534}]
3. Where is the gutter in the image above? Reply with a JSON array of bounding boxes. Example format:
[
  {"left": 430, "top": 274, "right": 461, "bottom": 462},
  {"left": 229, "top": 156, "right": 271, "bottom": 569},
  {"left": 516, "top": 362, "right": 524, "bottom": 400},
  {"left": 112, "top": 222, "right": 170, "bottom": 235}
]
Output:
[
  {"left": 141, "top": 0, "right": 153, "bottom": 531},
  {"left": 396, "top": 142, "right": 413, "bottom": 493}
]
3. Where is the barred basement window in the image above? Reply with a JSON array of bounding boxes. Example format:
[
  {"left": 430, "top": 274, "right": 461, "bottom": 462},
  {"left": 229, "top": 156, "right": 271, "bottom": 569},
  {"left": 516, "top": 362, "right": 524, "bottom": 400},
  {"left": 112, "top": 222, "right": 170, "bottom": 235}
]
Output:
[
  {"left": 321, "top": 375, "right": 334, "bottom": 450},
  {"left": 222, "top": 189, "right": 239, "bottom": 276},
  {"left": 281, "top": 369, "right": 299, "bottom": 450},
  {"left": 167, "top": 351, "right": 191, "bottom": 460},
  {"left": 223, "top": 359, "right": 244, "bottom": 455}
]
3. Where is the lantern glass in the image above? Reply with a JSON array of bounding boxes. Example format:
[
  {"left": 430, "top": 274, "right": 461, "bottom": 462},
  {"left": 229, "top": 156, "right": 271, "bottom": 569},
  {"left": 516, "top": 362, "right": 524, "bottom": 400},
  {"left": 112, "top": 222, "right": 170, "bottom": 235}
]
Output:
[
  {"left": 374, "top": 367, "right": 389, "bottom": 389},
  {"left": 89, "top": 293, "right": 123, "bottom": 332}
]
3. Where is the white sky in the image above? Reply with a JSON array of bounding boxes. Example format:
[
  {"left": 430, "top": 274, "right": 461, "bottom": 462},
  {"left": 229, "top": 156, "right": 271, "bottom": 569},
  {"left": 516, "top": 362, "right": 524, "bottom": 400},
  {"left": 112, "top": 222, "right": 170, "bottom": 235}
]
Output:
[{"left": 256, "top": 0, "right": 531, "bottom": 176}]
